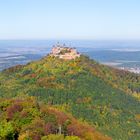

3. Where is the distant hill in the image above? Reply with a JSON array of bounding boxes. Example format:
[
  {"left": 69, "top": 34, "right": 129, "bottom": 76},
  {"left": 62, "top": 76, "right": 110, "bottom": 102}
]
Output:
[{"left": 0, "top": 49, "right": 140, "bottom": 140}]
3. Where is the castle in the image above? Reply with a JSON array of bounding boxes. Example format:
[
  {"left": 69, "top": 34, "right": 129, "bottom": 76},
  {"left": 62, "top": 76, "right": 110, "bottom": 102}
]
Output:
[{"left": 50, "top": 43, "right": 80, "bottom": 60}]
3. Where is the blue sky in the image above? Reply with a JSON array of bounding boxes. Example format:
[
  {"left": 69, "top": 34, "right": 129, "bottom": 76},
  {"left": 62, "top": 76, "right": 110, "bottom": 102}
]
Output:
[{"left": 0, "top": 0, "right": 140, "bottom": 40}]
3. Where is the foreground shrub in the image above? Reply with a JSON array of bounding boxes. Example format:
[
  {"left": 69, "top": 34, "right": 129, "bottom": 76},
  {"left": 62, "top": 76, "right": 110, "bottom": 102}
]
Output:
[{"left": 41, "top": 134, "right": 80, "bottom": 140}]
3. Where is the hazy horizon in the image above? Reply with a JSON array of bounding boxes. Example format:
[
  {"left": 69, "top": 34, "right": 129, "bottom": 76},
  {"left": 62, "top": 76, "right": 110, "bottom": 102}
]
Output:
[{"left": 1, "top": 40, "right": 140, "bottom": 71}]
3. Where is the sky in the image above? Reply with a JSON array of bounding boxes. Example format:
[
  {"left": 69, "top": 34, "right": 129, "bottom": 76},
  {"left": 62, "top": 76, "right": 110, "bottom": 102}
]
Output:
[{"left": 0, "top": 0, "right": 140, "bottom": 40}]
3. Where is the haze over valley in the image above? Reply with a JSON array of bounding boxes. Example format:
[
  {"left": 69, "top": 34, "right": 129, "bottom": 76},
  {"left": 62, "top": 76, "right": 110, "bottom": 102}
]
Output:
[{"left": 1, "top": 40, "right": 140, "bottom": 73}]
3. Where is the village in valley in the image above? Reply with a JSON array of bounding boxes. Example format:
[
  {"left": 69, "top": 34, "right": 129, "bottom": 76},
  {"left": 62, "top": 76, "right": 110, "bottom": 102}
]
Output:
[{"left": 120, "top": 67, "right": 140, "bottom": 74}]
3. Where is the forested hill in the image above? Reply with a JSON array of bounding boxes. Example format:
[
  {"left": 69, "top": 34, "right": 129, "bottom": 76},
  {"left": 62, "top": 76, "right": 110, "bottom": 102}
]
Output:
[{"left": 0, "top": 55, "right": 140, "bottom": 140}]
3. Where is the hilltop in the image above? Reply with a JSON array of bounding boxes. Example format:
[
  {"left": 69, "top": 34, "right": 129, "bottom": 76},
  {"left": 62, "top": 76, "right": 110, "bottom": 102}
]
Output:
[
  {"left": 49, "top": 43, "right": 80, "bottom": 60},
  {"left": 0, "top": 45, "right": 140, "bottom": 140}
]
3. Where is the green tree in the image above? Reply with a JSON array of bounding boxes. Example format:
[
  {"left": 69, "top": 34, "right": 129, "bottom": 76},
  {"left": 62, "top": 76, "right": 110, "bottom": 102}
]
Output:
[{"left": 0, "top": 121, "right": 15, "bottom": 140}]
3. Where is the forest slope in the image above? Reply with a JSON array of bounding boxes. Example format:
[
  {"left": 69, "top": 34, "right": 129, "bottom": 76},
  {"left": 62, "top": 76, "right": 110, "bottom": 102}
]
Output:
[{"left": 0, "top": 55, "right": 140, "bottom": 140}]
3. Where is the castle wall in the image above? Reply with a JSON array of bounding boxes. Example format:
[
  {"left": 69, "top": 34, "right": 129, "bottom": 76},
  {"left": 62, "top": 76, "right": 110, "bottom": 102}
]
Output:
[{"left": 50, "top": 46, "right": 80, "bottom": 60}]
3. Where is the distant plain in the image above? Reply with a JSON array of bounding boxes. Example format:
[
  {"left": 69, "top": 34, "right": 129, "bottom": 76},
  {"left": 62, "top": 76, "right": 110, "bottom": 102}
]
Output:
[{"left": 1, "top": 40, "right": 140, "bottom": 71}]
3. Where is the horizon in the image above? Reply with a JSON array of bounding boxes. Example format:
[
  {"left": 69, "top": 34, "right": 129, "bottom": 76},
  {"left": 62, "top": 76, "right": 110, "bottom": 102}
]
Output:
[{"left": 0, "top": 0, "right": 140, "bottom": 40}]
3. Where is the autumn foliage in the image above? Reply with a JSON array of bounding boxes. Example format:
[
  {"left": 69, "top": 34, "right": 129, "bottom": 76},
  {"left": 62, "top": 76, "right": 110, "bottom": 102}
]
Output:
[{"left": 0, "top": 97, "right": 111, "bottom": 140}]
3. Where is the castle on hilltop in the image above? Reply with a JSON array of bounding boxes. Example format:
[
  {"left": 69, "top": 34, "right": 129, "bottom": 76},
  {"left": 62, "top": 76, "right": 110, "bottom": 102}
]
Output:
[{"left": 49, "top": 43, "right": 80, "bottom": 60}]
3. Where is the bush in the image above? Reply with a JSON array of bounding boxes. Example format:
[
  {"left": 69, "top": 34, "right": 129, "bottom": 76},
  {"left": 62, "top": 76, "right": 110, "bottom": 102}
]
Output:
[
  {"left": 41, "top": 134, "right": 80, "bottom": 140},
  {"left": 41, "top": 134, "right": 64, "bottom": 140},
  {"left": 65, "top": 136, "right": 80, "bottom": 140},
  {"left": 0, "top": 121, "right": 15, "bottom": 139}
]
